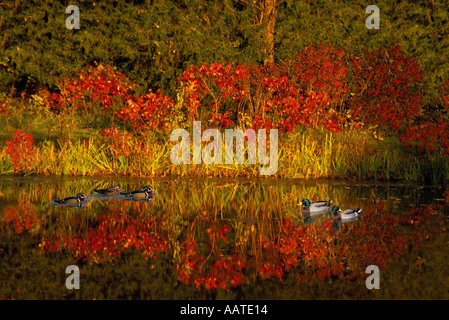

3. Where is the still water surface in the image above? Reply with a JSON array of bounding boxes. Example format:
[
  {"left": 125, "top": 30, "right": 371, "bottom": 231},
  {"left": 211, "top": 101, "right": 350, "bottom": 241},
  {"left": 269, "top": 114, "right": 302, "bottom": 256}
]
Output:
[{"left": 1, "top": 175, "right": 448, "bottom": 299}]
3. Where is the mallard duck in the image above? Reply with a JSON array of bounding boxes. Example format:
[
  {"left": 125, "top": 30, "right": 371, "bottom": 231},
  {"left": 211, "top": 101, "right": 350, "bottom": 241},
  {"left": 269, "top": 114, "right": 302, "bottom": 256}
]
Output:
[
  {"left": 94, "top": 185, "right": 123, "bottom": 195},
  {"left": 301, "top": 198, "right": 332, "bottom": 213},
  {"left": 54, "top": 192, "right": 87, "bottom": 204},
  {"left": 120, "top": 185, "right": 155, "bottom": 200},
  {"left": 331, "top": 206, "right": 362, "bottom": 220}
]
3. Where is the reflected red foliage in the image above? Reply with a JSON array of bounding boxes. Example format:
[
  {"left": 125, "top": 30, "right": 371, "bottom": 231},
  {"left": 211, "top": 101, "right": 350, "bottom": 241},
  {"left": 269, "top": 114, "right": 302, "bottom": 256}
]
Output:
[
  {"left": 41, "top": 202, "right": 169, "bottom": 263},
  {"left": 177, "top": 217, "right": 244, "bottom": 291},
  {"left": 33, "top": 198, "right": 447, "bottom": 290},
  {"left": 4, "top": 202, "right": 37, "bottom": 234}
]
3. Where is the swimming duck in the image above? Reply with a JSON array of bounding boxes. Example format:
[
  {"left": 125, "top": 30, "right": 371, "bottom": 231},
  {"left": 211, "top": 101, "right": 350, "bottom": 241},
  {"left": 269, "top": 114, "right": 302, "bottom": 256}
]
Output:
[
  {"left": 331, "top": 206, "right": 362, "bottom": 220},
  {"left": 120, "top": 185, "right": 155, "bottom": 200},
  {"left": 54, "top": 192, "right": 87, "bottom": 204},
  {"left": 301, "top": 198, "right": 333, "bottom": 213},
  {"left": 94, "top": 185, "right": 123, "bottom": 195}
]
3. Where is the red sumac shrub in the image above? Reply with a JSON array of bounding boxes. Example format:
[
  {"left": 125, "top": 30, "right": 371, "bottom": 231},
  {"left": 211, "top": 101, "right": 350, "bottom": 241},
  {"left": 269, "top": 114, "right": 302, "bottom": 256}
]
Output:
[
  {"left": 400, "top": 120, "right": 449, "bottom": 155},
  {"left": 98, "top": 127, "right": 133, "bottom": 158},
  {"left": 350, "top": 46, "right": 423, "bottom": 131},
  {"left": 291, "top": 43, "right": 349, "bottom": 111},
  {"left": 6, "top": 129, "right": 35, "bottom": 174},
  {"left": 48, "top": 63, "right": 135, "bottom": 112},
  {"left": 180, "top": 47, "right": 349, "bottom": 133},
  {"left": 116, "top": 89, "right": 175, "bottom": 131},
  {"left": 0, "top": 99, "right": 8, "bottom": 115}
]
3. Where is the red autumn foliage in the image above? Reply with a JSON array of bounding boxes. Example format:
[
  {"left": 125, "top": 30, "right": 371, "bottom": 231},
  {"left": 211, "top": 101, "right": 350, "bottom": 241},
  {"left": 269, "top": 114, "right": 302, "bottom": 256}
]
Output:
[
  {"left": 46, "top": 63, "right": 134, "bottom": 112},
  {"left": 4, "top": 202, "right": 37, "bottom": 234},
  {"left": 41, "top": 202, "right": 169, "bottom": 263},
  {"left": 399, "top": 78, "right": 449, "bottom": 154},
  {"left": 8, "top": 193, "right": 443, "bottom": 291},
  {"left": 0, "top": 99, "right": 8, "bottom": 115},
  {"left": 34, "top": 44, "right": 430, "bottom": 138},
  {"left": 180, "top": 60, "right": 339, "bottom": 132},
  {"left": 116, "top": 89, "right": 175, "bottom": 131},
  {"left": 177, "top": 223, "right": 245, "bottom": 291},
  {"left": 98, "top": 127, "right": 133, "bottom": 158},
  {"left": 400, "top": 120, "right": 449, "bottom": 155},
  {"left": 180, "top": 44, "right": 424, "bottom": 134},
  {"left": 5, "top": 129, "right": 35, "bottom": 173},
  {"left": 349, "top": 46, "right": 423, "bottom": 131},
  {"left": 291, "top": 44, "right": 349, "bottom": 104}
]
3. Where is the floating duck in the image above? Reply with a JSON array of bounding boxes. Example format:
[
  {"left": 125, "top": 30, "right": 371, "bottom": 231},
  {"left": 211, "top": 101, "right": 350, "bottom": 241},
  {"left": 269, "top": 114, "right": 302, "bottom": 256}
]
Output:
[
  {"left": 53, "top": 192, "right": 87, "bottom": 204},
  {"left": 301, "top": 198, "right": 332, "bottom": 213},
  {"left": 120, "top": 185, "right": 155, "bottom": 200},
  {"left": 94, "top": 185, "right": 123, "bottom": 195},
  {"left": 302, "top": 211, "right": 331, "bottom": 225},
  {"left": 331, "top": 206, "right": 362, "bottom": 220}
]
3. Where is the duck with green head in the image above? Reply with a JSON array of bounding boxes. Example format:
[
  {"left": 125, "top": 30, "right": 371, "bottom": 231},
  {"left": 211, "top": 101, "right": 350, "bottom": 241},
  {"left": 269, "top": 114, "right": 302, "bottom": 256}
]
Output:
[
  {"left": 301, "top": 198, "right": 332, "bottom": 213},
  {"left": 54, "top": 192, "right": 87, "bottom": 204},
  {"left": 331, "top": 205, "right": 362, "bottom": 220},
  {"left": 94, "top": 185, "right": 123, "bottom": 196},
  {"left": 120, "top": 185, "right": 155, "bottom": 200}
]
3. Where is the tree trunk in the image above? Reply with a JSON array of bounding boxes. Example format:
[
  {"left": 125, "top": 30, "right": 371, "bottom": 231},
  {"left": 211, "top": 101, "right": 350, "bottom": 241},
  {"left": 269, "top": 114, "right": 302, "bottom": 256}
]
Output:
[{"left": 261, "top": 0, "right": 279, "bottom": 65}]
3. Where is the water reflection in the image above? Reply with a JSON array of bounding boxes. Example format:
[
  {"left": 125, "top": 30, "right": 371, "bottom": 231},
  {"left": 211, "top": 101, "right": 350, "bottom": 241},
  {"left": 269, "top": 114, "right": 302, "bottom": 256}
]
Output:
[
  {"left": 1, "top": 175, "right": 448, "bottom": 297},
  {"left": 49, "top": 193, "right": 156, "bottom": 209},
  {"left": 1, "top": 176, "right": 447, "bottom": 216}
]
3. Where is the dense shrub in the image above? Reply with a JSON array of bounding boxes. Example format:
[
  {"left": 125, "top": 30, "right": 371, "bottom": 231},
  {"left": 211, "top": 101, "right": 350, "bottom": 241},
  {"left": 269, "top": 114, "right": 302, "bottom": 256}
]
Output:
[
  {"left": 44, "top": 64, "right": 134, "bottom": 113},
  {"left": 117, "top": 89, "right": 175, "bottom": 132},
  {"left": 349, "top": 46, "right": 423, "bottom": 132},
  {"left": 5, "top": 129, "right": 35, "bottom": 174}
]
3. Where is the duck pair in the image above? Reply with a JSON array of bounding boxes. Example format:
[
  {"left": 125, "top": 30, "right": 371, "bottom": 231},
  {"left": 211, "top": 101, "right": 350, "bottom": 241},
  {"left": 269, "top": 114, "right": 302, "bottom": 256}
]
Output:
[
  {"left": 54, "top": 185, "right": 155, "bottom": 205},
  {"left": 94, "top": 185, "right": 155, "bottom": 200},
  {"left": 301, "top": 198, "right": 361, "bottom": 220}
]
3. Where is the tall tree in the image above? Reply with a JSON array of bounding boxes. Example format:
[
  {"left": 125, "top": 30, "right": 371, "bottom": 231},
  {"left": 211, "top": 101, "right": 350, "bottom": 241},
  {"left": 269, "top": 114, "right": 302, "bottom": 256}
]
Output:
[{"left": 260, "top": 0, "right": 282, "bottom": 64}]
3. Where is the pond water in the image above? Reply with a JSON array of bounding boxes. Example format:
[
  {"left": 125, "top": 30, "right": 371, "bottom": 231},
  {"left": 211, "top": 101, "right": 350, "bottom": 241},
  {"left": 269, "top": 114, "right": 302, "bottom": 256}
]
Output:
[{"left": 1, "top": 175, "right": 448, "bottom": 300}]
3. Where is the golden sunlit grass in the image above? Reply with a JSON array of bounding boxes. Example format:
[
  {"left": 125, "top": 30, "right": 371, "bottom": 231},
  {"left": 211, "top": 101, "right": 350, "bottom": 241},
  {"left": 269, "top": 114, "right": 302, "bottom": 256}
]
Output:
[
  {"left": 1, "top": 101, "right": 448, "bottom": 183},
  {"left": 1, "top": 124, "right": 448, "bottom": 183}
]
